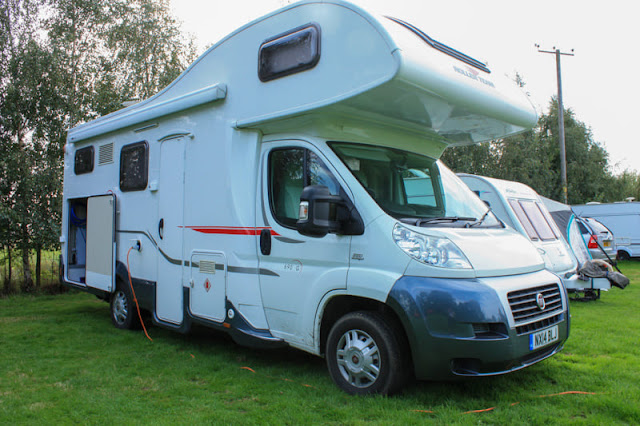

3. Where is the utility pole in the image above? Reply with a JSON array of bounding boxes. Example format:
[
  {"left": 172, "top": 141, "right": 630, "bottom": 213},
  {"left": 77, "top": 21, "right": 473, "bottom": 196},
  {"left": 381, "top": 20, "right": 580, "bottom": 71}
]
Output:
[{"left": 536, "top": 44, "right": 574, "bottom": 204}]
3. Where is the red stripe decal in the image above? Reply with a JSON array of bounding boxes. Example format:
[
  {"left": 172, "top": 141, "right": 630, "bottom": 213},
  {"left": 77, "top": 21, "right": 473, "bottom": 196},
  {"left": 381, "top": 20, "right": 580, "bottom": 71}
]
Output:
[{"left": 182, "top": 226, "right": 280, "bottom": 236}]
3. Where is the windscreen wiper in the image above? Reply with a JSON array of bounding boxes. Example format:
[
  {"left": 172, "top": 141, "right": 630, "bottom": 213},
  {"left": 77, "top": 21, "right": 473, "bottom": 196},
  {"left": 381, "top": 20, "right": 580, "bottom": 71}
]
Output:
[
  {"left": 416, "top": 216, "right": 476, "bottom": 226},
  {"left": 468, "top": 208, "right": 492, "bottom": 228}
]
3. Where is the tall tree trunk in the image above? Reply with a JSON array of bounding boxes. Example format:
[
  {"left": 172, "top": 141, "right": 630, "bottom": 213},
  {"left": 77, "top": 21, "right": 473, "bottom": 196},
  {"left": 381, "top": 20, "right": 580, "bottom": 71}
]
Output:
[
  {"left": 2, "top": 245, "right": 5, "bottom": 287},
  {"left": 2, "top": 245, "right": 9, "bottom": 293},
  {"left": 20, "top": 224, "right": 33, "bottom": 292},
  {"left": 7, "top": 245, "right": 12, "bottom": 291},
  {"left": 21, "top": 248, "right": 33, "bottom": 292},
  {"left": 36, "top": 245, "right": 41, "bottom": 289}
]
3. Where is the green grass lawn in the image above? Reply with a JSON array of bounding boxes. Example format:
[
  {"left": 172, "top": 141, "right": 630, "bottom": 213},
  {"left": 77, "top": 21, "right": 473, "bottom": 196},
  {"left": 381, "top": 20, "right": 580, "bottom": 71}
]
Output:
[{"left": 1, "top": 262, "right": 639, "bottom": 424}]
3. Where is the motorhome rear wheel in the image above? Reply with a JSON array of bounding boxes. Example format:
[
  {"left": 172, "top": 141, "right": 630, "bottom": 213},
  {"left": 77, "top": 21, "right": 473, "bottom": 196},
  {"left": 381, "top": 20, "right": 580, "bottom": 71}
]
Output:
[{"left": 110, "top": 283, "right": 140, "bottom": 330}]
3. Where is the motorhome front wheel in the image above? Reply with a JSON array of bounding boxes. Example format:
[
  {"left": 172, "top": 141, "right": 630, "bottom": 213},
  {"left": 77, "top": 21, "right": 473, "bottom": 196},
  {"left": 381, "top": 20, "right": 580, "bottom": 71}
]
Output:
[{"left": 326, "top": 311, "right": 407, "bottom": 395}]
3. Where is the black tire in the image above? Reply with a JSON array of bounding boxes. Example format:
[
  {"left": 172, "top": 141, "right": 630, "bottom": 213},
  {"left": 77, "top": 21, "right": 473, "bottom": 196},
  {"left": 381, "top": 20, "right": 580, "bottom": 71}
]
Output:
[
  {"left": 110, "top": 282, "right": 140, "bottom": 330},
  {"left": 326, "top": 311, "right": 408, "bottom": 395},
  {"left": 617, "top": 251, "right": 630, "bottom": 261}
]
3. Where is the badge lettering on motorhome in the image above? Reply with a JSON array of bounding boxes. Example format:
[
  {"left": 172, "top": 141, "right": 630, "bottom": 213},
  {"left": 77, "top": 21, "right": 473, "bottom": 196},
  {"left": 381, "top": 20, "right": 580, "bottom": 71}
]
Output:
[
  {"left": 453, "top": 65, "right": 495, "bottom": 88},
  {"left": 284, "top": 260, "right": 302, "bottom": 273}
]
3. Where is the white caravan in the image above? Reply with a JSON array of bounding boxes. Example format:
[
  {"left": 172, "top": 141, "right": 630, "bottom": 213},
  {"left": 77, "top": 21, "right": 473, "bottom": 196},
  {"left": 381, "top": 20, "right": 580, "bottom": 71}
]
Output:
[
  {"left": 573, "top": 202, "right": 640, "bottom": 260},
  {"left": 457, "top": 174, "right": 611, "bottom": 294},
  {"left": 61, "top": 0, "right": 569, "bottom": 395}
]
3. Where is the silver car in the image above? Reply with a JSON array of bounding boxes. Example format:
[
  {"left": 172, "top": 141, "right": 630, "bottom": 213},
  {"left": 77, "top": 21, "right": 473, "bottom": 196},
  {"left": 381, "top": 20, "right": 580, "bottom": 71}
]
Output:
[{"left": 577, "top": 217, "right": 617, "bottom": 262}]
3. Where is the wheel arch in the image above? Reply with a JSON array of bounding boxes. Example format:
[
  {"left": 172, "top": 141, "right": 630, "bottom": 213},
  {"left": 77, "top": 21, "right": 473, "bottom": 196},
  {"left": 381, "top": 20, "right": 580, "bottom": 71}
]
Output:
[
  {"left": 617, "top": 248, "right": 631, "bottom": 260},
  {"left": 115, "top": 261, "right": 129, "bottom": 291},
  {"left": 318, "top": 295, "right": 414, "bottom": 375}
]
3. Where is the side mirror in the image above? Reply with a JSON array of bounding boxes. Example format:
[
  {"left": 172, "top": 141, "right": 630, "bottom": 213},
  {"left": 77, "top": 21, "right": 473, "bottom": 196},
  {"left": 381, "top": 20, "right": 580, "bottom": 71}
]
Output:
[{"left": 296, "top": 185, "right": 343, "bottom": 237}]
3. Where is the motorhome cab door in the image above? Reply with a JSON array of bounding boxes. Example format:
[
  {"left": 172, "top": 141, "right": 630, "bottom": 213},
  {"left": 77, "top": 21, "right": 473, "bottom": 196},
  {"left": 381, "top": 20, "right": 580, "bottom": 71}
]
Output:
[
  {"left": 256, "top": 141, "right": 351, "bottom": 346},
  {"left": 85, "top": 194, "right": 116, "bottom": 292}
]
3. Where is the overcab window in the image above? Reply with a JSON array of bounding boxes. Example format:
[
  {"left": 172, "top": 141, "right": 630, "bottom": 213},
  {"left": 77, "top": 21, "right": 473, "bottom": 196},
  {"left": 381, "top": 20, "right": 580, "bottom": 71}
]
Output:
[
  {"left": 119, "top": 141, "right": 148, "bottom": 192},
  {"left": 258, "top": 24, "right": 320, "bottom": 82}
]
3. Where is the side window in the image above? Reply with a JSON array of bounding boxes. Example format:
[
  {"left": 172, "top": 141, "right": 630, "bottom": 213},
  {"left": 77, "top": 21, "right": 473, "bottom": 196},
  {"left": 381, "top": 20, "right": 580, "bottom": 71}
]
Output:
[
  {"left": 509, "top": 199, "right": 539, "bottom": 241},
  {"left": 509, "top": 199, "right": 558, "bottom": 241},
  {"left": 520, "top": 200, "right": 557, "bottom": 241},
  {"left": 258, "top": 24, "right": 321, "bottom": 82},
  {"left": 119, "top": 141, "right": 148, "bottom": 192},
  {"left": 74, "top": 146, "right": 94, "bottom": 175},
  {"left": 269, "top": 148, "right": 340, "bottom": 228},
  {"left": 308, "top": 151, "right": 340, "bottom": 195}
]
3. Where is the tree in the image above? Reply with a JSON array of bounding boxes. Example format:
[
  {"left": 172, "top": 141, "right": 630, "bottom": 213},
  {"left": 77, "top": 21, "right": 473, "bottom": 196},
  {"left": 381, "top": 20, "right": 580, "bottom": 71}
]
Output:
[
  {"left": 538, "top": 99, "right": 611, "bottom": 204},
  {"left": 104, "top": 0, "right": 197, "bottom": 102},
  {"left": 605, "top": 171, "right": 640, "bottom": 203},
  {"left": 440, "top": 142, "right": 498, "bottom": 177},
  {"left": 45, "top": 0, "right": 197, "bottom": 124},
  {"left": 1, "top": 0, "right": 196, "bottom": 291},
  {"left": 0, "top": 1, "right": 54, "bottom": 291}
]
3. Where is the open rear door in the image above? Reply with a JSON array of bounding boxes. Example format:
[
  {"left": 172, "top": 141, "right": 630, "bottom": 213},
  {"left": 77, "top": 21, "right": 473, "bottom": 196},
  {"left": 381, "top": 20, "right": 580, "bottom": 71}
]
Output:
[{"left": 85, "top": 194, "right": 116, "bottom": 292}]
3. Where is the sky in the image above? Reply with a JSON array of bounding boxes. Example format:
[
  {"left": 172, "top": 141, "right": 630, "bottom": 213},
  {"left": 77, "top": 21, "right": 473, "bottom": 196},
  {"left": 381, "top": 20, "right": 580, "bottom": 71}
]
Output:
[{"left": 169, "top": 0, "right": 640, "bottom": 174}]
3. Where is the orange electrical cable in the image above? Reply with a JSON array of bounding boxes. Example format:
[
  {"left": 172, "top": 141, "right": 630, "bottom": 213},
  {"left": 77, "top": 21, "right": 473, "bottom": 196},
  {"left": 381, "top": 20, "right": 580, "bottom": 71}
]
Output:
[
  {"left": 126, "top": 246, "right": 152, "bottom": 341},
  {"left": 539, "top": 391, "right": 598, "bottom": 398},
  {"left": 463, "top": 407, "right": 496, "bottom": 414}
]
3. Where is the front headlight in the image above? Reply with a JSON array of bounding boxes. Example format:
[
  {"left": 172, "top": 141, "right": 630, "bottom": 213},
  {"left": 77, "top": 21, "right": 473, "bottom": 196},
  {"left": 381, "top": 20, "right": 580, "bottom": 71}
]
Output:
[{"left": 392, "top": 223, "right": 473, "bottom": 269}]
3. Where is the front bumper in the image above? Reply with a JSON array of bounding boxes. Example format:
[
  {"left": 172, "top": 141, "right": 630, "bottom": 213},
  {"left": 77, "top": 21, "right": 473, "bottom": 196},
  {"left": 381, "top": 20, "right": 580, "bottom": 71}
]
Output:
[{"left": 386, "top": 271, "right": 570, "bottom": 380}]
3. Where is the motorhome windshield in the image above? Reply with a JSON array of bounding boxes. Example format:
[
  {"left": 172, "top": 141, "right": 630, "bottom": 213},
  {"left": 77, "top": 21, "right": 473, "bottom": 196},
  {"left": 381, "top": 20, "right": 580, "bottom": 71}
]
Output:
[{"left": 330, "top": 142, "right": 501, "bottom": 228}]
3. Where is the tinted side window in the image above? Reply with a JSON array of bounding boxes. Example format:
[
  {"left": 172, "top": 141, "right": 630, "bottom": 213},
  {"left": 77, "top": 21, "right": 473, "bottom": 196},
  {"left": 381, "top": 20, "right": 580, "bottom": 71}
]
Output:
[
  {"left": 74, "top": 146, "right": 94, "bottom": 175},
  {"left": 508, "top": 199, "right": 539, "bottom": 240},
  {"left": 120, "top": 141, "right": 148, "bottom": 192},
  {"left": 269, "top": 149, "right": 305, "bottom": 227},
  {"left": 308, "top": 151, "right": 340, "bottom": 195},
  {"left": 259, "top": 24, "right": 320, "bottom": 82},
  {"left": 269, "top": 148, "right": 340, "bottom": 228},
  {"left": 520, "top": 200, "right": 557, "bottom": 241}
]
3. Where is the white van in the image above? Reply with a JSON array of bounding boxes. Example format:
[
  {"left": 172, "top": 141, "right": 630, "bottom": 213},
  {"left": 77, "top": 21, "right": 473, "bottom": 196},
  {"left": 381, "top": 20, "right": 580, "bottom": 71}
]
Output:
[
  {"left": 573, "top": 202, "right": 640, "bottom": 260},
  {"left": 61, "top": 0, "right": 569, "bottom": 395}
]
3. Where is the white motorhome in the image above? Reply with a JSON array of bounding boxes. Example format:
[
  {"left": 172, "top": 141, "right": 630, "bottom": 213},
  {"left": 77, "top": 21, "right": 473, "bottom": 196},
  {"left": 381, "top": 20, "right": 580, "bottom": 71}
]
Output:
[
  {"left": 458, "top": 174, "right": 611, "bottom": 295},
  {"left": 61, "top": 0, "right": 569, "bottom": 395},
  {"left": 573, "top": 202, "right": 640, "bottom": 260}
]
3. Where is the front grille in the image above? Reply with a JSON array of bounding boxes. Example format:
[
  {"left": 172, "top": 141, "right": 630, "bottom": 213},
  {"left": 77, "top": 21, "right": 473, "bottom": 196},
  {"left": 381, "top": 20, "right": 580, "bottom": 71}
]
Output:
[
  {"left": 508, "top": 284, "right": 563, "bottom": 333},
  {"left": 515, "top": 313, "right": 563, "bottom": 335}
]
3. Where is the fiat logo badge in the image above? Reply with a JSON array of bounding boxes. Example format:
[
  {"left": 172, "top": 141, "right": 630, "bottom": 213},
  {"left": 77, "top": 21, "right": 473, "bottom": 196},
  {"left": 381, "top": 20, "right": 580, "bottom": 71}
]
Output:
[{"left": 536, "top": 293, "right": 546, "bottom": 310}]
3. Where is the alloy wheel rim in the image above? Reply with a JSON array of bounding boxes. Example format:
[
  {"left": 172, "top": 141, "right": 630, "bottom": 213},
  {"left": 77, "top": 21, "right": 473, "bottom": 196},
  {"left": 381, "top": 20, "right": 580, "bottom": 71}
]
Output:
[
  {"left": 113, "top": 290, "right": 129, "bottom": 324},
  {"left": 336, "top": 329, "right": 380, "bottom": 388}
]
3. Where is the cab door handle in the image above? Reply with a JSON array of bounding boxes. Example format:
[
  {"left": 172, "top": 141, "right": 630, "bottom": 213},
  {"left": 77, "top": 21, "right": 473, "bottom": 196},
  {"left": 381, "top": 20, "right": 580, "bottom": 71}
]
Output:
[{"left": 260, "top": 228, "right": 271, "bottom": 255}]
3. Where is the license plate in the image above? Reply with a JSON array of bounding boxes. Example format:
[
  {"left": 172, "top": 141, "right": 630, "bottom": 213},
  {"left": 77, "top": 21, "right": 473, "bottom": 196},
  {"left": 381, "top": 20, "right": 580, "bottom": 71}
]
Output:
[
  {"left": 529, "top": 325, "right": 559, "bottom": 350},
  {"left": 603, "top": 241, "right": 610, "bottom": 247}
]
